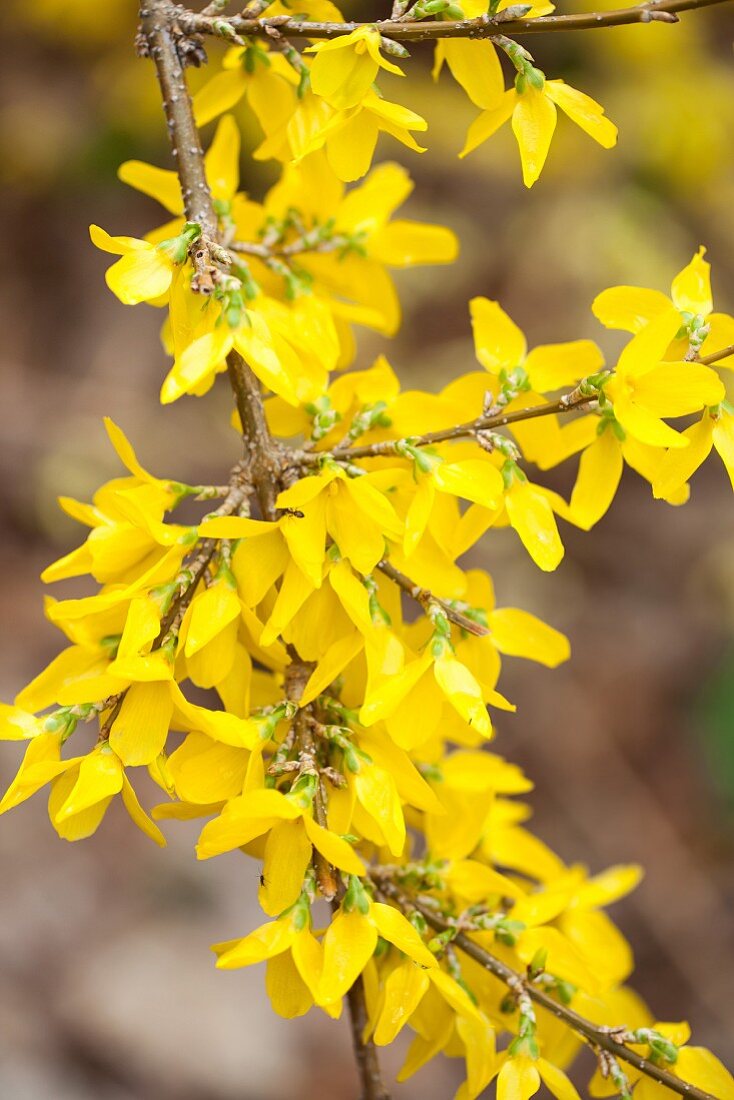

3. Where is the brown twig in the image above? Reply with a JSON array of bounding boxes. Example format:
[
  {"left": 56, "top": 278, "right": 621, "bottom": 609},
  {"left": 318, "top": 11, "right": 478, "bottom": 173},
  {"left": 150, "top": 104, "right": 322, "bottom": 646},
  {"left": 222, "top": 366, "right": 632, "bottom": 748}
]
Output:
[
  {"left": 313, "top": 340, "right": 734, "bottom": 465},
  {"left": 138, "top": 15, "right": 384, "bottom": 1093},
  {"left": 373, "top": 875, "right": 718, "bottom": 1100},
  {"left": 138, "top": 0, "right": 284, "bottom": 521},
  {"left": 324, "top": 388, "right": 597, "bottom": 464},
  {"left": 377, "top": 560, "right": 489, "bottom": 637},
  {"left": 285, "top": 657, "right": 390, "bottom": 1098},
  {"left": 137, "top": 7, "right": 386, "bottom": 1090},
  {"left": 156, "top": 543, "right": 216, "bottom": 640},
  {"left": 98, "top": 468, "right": 248, "bottom": 741},
  {"left": 700, "top": 341, "right": 734, "bottom": 365},
  {"left": 346, "top": 978, "right": 391, "bottom": 1100},
  {"left": 286, "top": 659, "right": 340, "bottom": 901},
  {"left": 230, "top": 234, "right": 353, "bottom": 260},
  {"left": 172, "top": 0, "right": 730, "bottom": 42},
  {"left": 226, "top": 351, "right": 283, "bottom": 520}
]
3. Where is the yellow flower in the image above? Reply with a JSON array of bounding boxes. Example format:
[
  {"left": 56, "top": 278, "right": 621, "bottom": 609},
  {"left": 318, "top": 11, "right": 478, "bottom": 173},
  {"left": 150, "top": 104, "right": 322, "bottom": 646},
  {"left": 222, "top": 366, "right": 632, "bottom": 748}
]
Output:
[
  {"left": 348, "top": 728, "right": 445, "bottom": 855},
  {"left": 0, "top": 703, "right": 45, "bottom": 741},
  {"left": 234, "top": 158, "right": 457, "bottom": 342},
  {"left": 180, "top": 571, "right": 242, "bottom": 690},
  {"left": 10, "top": 16, "right": 734, "bottom": 1093},
  {"left": 568, "top": 421, "right": 627, "bottom": 530},
  {"left": 120, "top": 117, "right": 342, "bottom": 407},
  {"left": 568, "top": 313, "right": 725, "bottom": 527},
  {"left": 118, "top": 113, "right": 243, "bottom": 243},
  {"left": 653, "top": 407, "right": 734, "bottom": 500},
  {"left": 276, "top": 465, "right": 404, "bottom": 576},
  {"left": 193, "top": 45, "right": 300, "bottom": 128},
  {"left": 306, "top": 27, "right": 405, "bottom": 110},
  {"left": 503, "top": 466, "right": 567, "bottom": 572},
  {"left": 266, "top": 354, "right": 402, "bottom": 443},
  {"left": 604, "top": 307, "right": 724, "bottom": 449},
  {"left": 105, "top": 653, "right": 176, "bottom": 767},
  {"left": 558, "top": 863, "right": 642, "bottom": 987},
  {"left": 450, "top": 299, "right": 602, "bottom": 473},
  {"left": 295, "top": 90, "right": 428, "bottom": 182},
  {"left": 89, "top": 223, "right": 199, "bottom": 305},
  {"left": 0, "top": 732, "right": 165, "bottom": 846},
  {"left": 160, "top": 289, "right": 335, "bottom": 407},
  {"left": 471, "top": 297, "right": 604, "bottom": 395},
  {"left": 497, "top": 1053, "right": 581, "bottom": 1100},
  {"left": 196, "top": 786, "right": 366, "bottom": 901},
  {"left": 317, "top": 891, "right": 437, "bottom": 1004},
  {"left": 215, "top": 885, "right": 436, "bottom": 1014},
  {"left": 0, "top": 730, "right": 82, "bottom": 814},
  {"left": 395, "top": 452, "right": 504, "bottom": 556},
  {"left": 432, "top": 29, "right": 504, "bottom": 110},
  {"left": 213, "top": 907, "right": 334, "bottom": 1019},
  {"left": 432, "top": 0, "right": 553, "bottom": 110},
  {"left": 453, "top": 568, "right": 569, "bottom": 687},
  {"left": 360, "top": 622, "right": 513, "bottom": 749},
  {"left": 589, "top": 248, "right": 734, "bottom": 503},
  {"left": 422, "top": 753, "right": 547, "bottom": 872},
  {"left": 461, "top": 77, "right": 617, "bottom": 188},
  {"left": 633, "top": 1044, "right": 734, "bottom": 1100},
  {"left": 41, "top": 418, "right": 195, "bottom": 586},
  {"left": 373, "top": 958, "right": 432, "bottom": 1045},
  {"left": 592, "top": 245, "right": 734, "bottom": 366},
  {"left": 394, "top": 967, "right": 497, "bottom": 1098},
  {"left": 162, "top": 731, "right": 250, "bottom": 806}
]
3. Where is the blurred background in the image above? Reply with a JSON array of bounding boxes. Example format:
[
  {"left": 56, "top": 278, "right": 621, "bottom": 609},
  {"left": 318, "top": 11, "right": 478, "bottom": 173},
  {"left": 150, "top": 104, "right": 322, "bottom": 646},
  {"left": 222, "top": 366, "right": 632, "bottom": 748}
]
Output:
[{"left": 1, "top": 1, "right": 734, "bottom": 1097}]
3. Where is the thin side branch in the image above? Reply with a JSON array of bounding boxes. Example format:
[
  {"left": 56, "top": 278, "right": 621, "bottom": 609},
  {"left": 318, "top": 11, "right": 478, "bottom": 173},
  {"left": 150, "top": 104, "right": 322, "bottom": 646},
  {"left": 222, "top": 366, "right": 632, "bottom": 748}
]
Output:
[
  {"left": 378, "top": 560, "right": 490, "bottom": 637},
  {"left": 325, "top": 389, "right": 598, "bottom": 463},
  {"left": 700, "top": 342, "right": 734, "bottom": 365},
  {"left": 230, "top": 235, "right": 353, "bottom": 260},
  {"left": 373, "top": 876, "right": 718, "bottom": 1100},
  {"left": 98, "top": 469, "right": 248, "bottom": 740},
  {"left": 172, "top": 0, "right": 730, "bottom": 43},
  {"left": 318, "top": 341, "right": 734, "bottom": 464}
]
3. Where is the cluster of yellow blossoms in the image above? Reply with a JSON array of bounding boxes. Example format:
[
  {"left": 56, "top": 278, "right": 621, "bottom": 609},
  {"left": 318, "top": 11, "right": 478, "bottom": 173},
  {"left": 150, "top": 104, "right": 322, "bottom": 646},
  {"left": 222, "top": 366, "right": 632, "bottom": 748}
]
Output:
[
  {"left": 192, "top": 5, "right": 619, "bottom": 188},
  {"left": 3, "top": 4, "right": 734, "bottom": 1099}
]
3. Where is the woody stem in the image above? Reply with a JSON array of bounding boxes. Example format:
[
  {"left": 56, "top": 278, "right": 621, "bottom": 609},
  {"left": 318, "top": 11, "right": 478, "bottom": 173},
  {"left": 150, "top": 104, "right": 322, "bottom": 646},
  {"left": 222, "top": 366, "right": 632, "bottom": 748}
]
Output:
[
  {"left": 284, "top": 657, "right": 389, "bottom": 1098},
  {"left": 172, "top": 0, "right": 731, "bottom": 42},
  {"left": 138, "top": 7, "right": 389, "bottom": 1095},
  {"left": 346, "top": 979, "right": 391, "bottom": 1100},
  {"left": 138, "top": 0, "right": 283, "bottom": 520},
  {"left": 314, "top": 339, "right": 734, "bottom": 463}
]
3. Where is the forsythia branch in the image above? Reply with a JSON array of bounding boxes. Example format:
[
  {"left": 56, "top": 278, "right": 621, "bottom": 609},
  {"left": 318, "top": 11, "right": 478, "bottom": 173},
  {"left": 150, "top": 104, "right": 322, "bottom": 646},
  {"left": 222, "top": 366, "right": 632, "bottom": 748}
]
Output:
[
  {"left": 305, "top": 340, "right": 734, "bottom": 464},
  {"left": 699, "top": 342, "right": 734, "bottom": 365},
  {"left": 5, "top": 1, "right": 730, "bottom": 1097},
  {"left": 377, "top": 560, "right": 490, "bottom": 637},
  {"left": 373, "top": 876, "right": 719, "bottom": 1100},
  {"left": 327, "top": 387, "right": 599, "bottom": 462},
  {"left": 170, "top": 0, "right": 731, "bottom": 44},
  {"left": 287, "top": 657, "right": 389, "bottom": 1095},
  {"left": 137, "top": 4, "right": 391, "bottom": 1093},
  {"left": 346, "top": 978, "right": 392, "bottom": 1100},
  {"left": 99, "top": 468, "right": 247, "bottom": 741}
]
